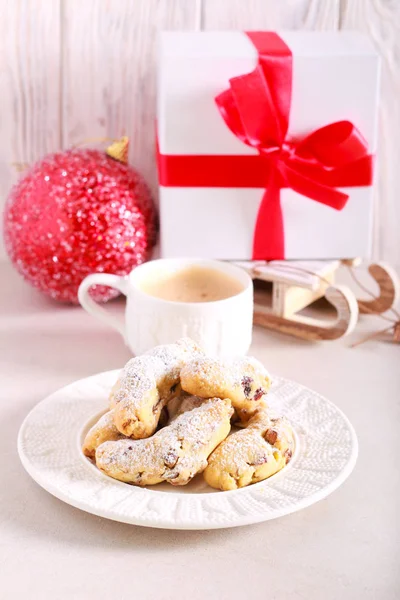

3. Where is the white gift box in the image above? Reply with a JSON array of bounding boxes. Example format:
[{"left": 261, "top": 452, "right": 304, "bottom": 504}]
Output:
[{"left": 157, "top": 31, "right": 380, "bottom": 260}]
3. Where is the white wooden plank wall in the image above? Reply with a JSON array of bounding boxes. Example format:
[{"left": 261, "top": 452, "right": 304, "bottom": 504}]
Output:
[
  {"left": 0, "top": 0, "right": 61, "bottom": 254},
  {"left": 62, "top": 0, "right": 199, "bottom": 198},
  {"left": 0, "top": 0, "right": 398, "bottom": 265}
]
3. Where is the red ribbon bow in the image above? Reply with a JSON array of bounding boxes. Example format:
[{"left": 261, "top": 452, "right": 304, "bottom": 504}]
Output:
[{"left": 158, "top": 31, "right": 374, "bottom": 259}]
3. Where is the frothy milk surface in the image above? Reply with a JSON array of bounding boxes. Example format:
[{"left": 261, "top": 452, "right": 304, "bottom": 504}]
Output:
[{"left": 139, "top": 265, "right": 244, "bottom": 303}]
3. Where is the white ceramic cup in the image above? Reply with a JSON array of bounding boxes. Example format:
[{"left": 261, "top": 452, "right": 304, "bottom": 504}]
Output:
[{"left": 78, "top": 258, "right": 253, "bottom": 357}]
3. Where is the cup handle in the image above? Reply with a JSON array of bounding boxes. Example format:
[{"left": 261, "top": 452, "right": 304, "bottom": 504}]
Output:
[{"left": 78, "top": 273, "right": 129, "bottom": 341}]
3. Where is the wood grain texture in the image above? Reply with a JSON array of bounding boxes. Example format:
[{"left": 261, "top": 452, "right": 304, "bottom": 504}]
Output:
[
  {"left": 201, "top": 0, "right": 340, "bottom": 29},
  {"left": 62, "top": 0, "right": 199, "bottom": 200},
  {"left": 356, "top": 262, "right": 400, "bottom": 314},
  {"left": 254, "top": 284, "right": 359, "bottom": 340},
  {"left": 340, "top": 0, "right": 400, "bottom": 266},
  {"left": 0, "top": 0, "right": 61, "bottom": 256}
]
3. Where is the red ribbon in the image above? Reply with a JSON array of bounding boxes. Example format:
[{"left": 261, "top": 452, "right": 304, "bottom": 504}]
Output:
[{"left": 158, "top": 31, "right": 374, "bottom": 259}]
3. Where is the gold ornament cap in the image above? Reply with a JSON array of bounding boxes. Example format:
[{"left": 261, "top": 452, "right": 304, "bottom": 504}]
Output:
[{"left": 106, "top": 136, "right": 129, "bottom": 164}]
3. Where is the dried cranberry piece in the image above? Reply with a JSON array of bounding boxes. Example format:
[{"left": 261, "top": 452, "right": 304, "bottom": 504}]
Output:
[
  {"left": 284, "top": 449, "right": 293, "bottom": 461},
  {"left": 241, "top": 376, "right": 253, "bottom": 397},
  {"left": 253, "top": 388, "right": 265, "bottom": 401}
]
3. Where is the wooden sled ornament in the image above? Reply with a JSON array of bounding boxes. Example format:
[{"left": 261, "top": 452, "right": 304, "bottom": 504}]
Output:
[
  {"left": 237, "top": 261, "right": 359, "bottom": 341},
  {"left": 253, "top": 285, "right": 358, "bottom": 341}
]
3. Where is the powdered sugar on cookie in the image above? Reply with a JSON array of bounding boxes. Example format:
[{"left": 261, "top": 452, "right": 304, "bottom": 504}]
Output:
[
  {"left": 96, "top": 397, "right": 233, "bottom": 486},
  {"left": 180, "top": 355, "right": 271, "bottom": 424},
  {"left": 82, "top": 410, "right": 127, "bottom": 459},
  {"left": 204, "top": 408, "right": 294, "bottom": 491},
  {"left": 84, "top": 339, "right": 294, "bottom": 492},
  {"left": 111, "top": 338, "right": 203, "bottom": 439}
]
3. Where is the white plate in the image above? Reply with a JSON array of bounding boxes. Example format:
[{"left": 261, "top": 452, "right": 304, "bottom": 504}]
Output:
[{"left": 18, "top": 370, "right": 358, "bottom": 530}]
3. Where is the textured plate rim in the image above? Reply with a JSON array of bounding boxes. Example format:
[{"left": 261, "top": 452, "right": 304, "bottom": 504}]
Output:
[{"left": 17, "top": 370, "right": 358, "bottom": 530}]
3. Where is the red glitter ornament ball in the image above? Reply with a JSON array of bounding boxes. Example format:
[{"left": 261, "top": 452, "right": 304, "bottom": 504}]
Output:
[{"left": 4, "top": 148, "right": 157, "bottom": 303}]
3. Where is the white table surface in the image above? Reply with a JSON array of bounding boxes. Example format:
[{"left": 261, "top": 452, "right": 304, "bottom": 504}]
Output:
[{"left": 1, "top": 262, "right": 399, "bottom": 600}]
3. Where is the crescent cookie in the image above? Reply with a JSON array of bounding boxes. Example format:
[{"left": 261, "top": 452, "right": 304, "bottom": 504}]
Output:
[
  {"left": 96, "top": 397, "right": 233, "bottom": 487},
  {"left": 111, "top": 338, "right": 203, "bottom": 439},
  {"left": 203, "top": 408, "right": 294, "bottom": 491},
  {"left": 180, "top": 356, "right": 272, "bottom": 424},
  {"left": 82, "top": 410, "right": 126, "bottom": 459}
]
